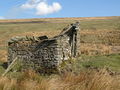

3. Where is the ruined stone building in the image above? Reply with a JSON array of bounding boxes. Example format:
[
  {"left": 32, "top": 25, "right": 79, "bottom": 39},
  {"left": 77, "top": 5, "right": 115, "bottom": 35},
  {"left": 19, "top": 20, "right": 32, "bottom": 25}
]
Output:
[{"left": 7, "top": 22, "right": 80, "bottom": 73}]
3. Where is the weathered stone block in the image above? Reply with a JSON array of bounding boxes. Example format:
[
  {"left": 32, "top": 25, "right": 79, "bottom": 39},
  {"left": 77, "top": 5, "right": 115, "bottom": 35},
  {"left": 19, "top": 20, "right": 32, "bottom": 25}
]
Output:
[{"left": 7, "top": 22, "right": 80, "bottom": 74}]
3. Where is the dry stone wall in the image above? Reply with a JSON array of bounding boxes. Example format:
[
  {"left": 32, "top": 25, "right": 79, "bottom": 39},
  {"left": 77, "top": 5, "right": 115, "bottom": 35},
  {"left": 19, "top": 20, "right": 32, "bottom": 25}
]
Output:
[{"left": 7, "top": 22, "right": 80, "bottom": 73}]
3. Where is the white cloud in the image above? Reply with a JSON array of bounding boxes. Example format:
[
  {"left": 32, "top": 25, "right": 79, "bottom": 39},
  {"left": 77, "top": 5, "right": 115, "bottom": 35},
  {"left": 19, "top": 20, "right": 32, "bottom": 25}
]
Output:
[
  {"left": 36, "top": 2, "right": 62, "bottom": 15},
  {"left": 21, "top": 3, "right": 35, "bottom": 9},
  {"left": 0, "top": 16, "right": 5, "bottom": 19},
  {"left": 20, "top": 0, "right": 62, "bottom": 15},
  {"left": 20, "top": 0, "right": 40, "bottom": 9}
]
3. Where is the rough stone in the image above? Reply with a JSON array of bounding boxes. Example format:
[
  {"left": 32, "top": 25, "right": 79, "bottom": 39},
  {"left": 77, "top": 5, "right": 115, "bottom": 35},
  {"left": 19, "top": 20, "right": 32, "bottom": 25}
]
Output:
[{"left": 7, "top": 22, "right": 80, "bottom": 73}]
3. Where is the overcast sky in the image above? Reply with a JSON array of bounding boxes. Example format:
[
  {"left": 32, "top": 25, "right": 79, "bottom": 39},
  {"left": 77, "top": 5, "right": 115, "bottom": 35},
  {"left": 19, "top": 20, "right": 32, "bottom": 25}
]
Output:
[{"left": 0, "top": 0, "right": 120, "bottom": 19}]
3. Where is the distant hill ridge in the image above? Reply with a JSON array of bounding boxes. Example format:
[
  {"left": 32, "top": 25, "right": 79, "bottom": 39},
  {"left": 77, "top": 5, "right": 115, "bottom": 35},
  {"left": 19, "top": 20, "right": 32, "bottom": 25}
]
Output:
[{"left": 0, "top": 16, "right": 120, "bottom": 24}]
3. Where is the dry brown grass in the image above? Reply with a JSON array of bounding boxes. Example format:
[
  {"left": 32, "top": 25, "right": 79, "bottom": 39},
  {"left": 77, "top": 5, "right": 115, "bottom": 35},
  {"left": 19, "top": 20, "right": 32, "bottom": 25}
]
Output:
[
  {"left": 80, "top": 43, "right": 112, "bottom": 55},
  {"left": 80, "top": 30, "right": 120, "bottom": 55},
  {"left": 0, "top": 69, "right": 119, "bottom": 90},
  {"left": 54, "top": 69, "right": 120, "bottom": 90}
]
